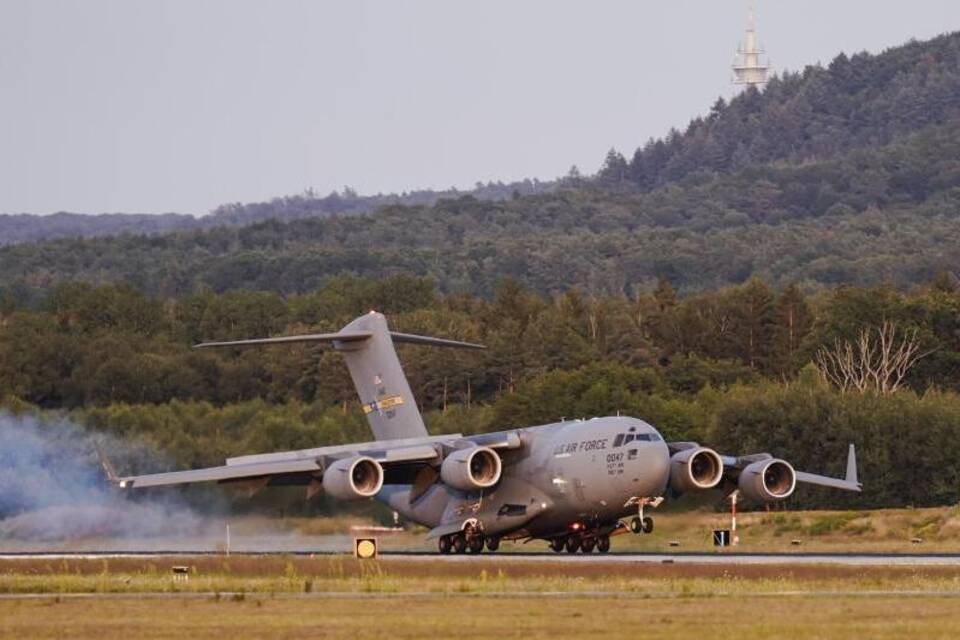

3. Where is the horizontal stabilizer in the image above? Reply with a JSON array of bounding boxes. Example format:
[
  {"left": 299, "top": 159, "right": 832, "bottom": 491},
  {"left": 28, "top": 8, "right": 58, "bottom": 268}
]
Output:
[
  {"left": 390, "top": 332, "right": 485, "bottom": 350},
  {"left": 194, "top": 332, "right": 372, "bottom": 349},
  {"left": 194, "top": 331, "right": 484, "bottom": 350}
]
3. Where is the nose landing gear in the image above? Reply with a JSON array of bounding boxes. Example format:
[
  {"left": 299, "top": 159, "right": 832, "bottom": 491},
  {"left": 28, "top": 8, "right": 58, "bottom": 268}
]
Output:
[
  {"left": 624, "top": 496, "right": 662, "bottom": 536},
  {"left": 628, "top": 515, "right": 654, "bottom": 534}
]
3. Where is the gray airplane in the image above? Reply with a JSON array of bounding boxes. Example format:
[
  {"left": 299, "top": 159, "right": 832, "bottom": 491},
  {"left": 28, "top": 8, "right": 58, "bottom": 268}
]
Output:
[{"left": 99, "top": 311, "right": 861, "bottom": 554}]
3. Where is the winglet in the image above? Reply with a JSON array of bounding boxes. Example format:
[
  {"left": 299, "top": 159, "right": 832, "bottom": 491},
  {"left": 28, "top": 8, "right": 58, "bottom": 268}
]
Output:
[
  {"left": 846, "top": 443, "right": 858, "bottom": 486},
  {"left": 793, "top": 443, "right": 862, "bottom": 492},
  {"left": 94, "top": 440, "right": 122, "bottom": 486}
]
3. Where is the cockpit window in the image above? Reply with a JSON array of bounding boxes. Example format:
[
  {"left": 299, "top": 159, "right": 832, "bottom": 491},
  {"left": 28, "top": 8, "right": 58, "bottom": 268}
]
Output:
[{"left": 613, "top": 431, "right": 662, "bottom": 446}]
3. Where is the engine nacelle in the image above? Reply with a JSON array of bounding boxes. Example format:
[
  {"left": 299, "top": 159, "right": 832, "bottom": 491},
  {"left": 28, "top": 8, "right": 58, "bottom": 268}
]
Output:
[
  {"left": 322, "top": 456, "right": 384, "bottom": 500},
  {"left": 440, "top": 446, "right": 502, "bottom": 492},
  {"left": 669, "top": 447, "right": 724, "bottom": 493},
  {"left": 738, "top": 459, "right": 796, "bottom": 502}
]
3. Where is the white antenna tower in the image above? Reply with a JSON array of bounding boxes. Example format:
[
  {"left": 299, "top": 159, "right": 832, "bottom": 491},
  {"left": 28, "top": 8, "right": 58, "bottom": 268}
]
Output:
[{"left": 732, "top": 0, "right": 770, "bottom": 90}]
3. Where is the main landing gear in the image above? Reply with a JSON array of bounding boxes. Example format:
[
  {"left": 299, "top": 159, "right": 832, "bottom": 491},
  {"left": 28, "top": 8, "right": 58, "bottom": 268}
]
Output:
[
  {"left": 549, "top": 532, "right": 611, "bottom": 554},
  {"left": 438, "top": 531, "right": 501, "bottom": 554}
]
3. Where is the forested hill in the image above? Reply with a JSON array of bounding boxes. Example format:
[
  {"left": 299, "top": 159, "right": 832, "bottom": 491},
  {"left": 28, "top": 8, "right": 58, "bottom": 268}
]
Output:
[
  {"left": 0, "top": 212, "right": 197, "bottom": 246},
  {"left": 599, "top": 31, "right": 960, "bottom": 188},
  {"left": 0, "top": 179, "right": 555, "bottom": 247},
  {"left": 2, "top": 32, "right": 960, "bottom": 299}
]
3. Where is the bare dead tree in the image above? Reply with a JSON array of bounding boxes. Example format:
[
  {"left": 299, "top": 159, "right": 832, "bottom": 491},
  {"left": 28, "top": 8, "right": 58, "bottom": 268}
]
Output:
[{"left": 814, "top": 321, "right": 934, "bottom": 394}]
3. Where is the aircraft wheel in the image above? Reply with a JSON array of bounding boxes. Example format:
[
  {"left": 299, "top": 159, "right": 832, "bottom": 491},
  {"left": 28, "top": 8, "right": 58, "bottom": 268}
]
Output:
[
  {"left": 468, "top": 536, "right": 484, "bottom": 554},
  {"left": 597, "top": 535, "right": 611, "bottom": 553},
  {"left": 452, "top": 534, "right": 467, "bottom": 554},
  {"left": 642, "top": 516, "right": 654, "bottom": 534},
  {"left": 580, "top": 538, "right": 596, "bottom": 553},
  {"left": 629, "top": 516, "right": 643, "bottom": 534},
  {"left": 565, "top": 535, "right": 581, "bottom": 554},
  {"left": 438, "top": 535, "right": 452, "bottom": 554},
  {"left": 485, "top": 537, "right": 500, "bottom": 552},
  {"left": 549, "top": 538, "right": 565, "bottom": 553}
]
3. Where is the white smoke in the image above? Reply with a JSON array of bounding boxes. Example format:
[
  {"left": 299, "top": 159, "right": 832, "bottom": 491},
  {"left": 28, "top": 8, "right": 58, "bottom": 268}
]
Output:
[{"left": 0, "top": 412, "right": 207, "bottom": 541}]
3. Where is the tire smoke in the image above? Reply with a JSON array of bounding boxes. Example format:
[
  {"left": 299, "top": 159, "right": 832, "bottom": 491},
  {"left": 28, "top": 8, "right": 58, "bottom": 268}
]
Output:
[{"left": 0, "top": 412, "right": 205, "bottom": 541}]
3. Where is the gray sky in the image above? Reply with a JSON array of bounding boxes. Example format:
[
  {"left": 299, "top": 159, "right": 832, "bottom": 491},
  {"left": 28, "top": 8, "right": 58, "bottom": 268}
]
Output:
[{"left": 2, "top": 1, "right": 958, "bottom": 215}]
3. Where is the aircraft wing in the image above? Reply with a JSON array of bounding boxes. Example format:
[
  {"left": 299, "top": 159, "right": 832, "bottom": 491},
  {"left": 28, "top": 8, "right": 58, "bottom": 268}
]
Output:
[
  {"left": 740, "top": 443, "right": 862, "bottom": 492},
  {"left": 669, "top": 442, "right": 862, "bottom": 493},
  {"left": 793, "top": 443, "right": 861, "bottom": 491},
  {"left": 97, "top": 431, "right": 522, "bottom": 490}
]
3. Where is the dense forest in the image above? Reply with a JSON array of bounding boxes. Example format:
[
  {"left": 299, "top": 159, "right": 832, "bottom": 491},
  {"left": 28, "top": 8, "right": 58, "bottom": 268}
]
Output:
[
  {"left": 2, "top": 275, "right": 960, "bottom": 510},
  {"left": 602, "top": 32, "right": 960, "bottom": 189},
  {"left": 0, "top": 180, "right": 555, "bottom": 247}
]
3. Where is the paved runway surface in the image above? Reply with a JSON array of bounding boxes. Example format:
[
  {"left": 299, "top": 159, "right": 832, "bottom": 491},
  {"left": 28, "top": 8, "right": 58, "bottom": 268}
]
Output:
[{"left": 4, "top": 551, "right": 960, "bottom": 565}]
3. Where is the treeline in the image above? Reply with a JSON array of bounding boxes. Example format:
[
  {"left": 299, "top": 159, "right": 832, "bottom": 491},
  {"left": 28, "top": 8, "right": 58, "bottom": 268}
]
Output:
[
  {"left": 0, "top": 180, "right": 556, "bottom": 248},
  {"left": 2, "top": 118, "right": 959, "bottom": 299},
  {"left": 206, "top": 180, "right": 555, "bottom": 227},
  {"left": 3, "top": 275, "right": 959, "bottom": 411},
  {"left": 3, "top": 276, "right": 960, "bottom": 509},
  {"left": 0, "top": 212, "right": 197, "bottom": 247}
]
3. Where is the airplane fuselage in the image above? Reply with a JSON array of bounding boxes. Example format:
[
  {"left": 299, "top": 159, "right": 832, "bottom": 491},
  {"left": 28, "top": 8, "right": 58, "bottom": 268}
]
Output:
[{"left": 378, "top": 416, "right": 668, "bottom": 540}]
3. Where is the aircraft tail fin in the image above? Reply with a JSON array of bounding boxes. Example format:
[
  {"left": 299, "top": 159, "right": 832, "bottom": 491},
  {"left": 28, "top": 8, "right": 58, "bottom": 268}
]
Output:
[{"left": 195, "top": 312, "right": 484, "bottom": 442}]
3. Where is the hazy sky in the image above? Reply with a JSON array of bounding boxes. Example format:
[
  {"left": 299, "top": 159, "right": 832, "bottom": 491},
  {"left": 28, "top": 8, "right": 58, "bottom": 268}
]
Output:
[{"left": 2, "top": 1, "right": 959, "bottom": 215}]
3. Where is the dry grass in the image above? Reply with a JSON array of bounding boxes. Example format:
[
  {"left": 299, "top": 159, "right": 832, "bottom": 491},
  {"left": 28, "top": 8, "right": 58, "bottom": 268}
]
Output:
[
  {"left": 1, "top": 594, "right": 958, "bottom": 640},
  {"left": 3, "top": 552, "right": 960, "bottom": 639},
  {"left": 3, "top": 556, "right": 960, "bottom": 596}
]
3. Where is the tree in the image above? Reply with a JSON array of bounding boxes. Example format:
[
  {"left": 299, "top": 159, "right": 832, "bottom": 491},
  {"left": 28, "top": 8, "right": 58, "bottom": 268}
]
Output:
[
  {"left": 598, "top": 149, "right": 629, "bottom": 185},
  {"left": 814, "top": 321, "right": 934, "bottom": 394},
  {"left": 772, "top": 284, "right": 812, "bottom": 376}
]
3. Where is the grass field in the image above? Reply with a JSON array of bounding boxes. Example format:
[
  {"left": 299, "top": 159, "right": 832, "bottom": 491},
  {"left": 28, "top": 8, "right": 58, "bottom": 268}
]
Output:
[
  {"left": 4, "top": 556, "right": 960, "bottom": 595},
  {"left": 2, "top": 593, "right": 959, "bottom": 640},
  {"left": 1, "top": 559, "right": 959, "bottom": 639},
  {"left": 593, "top": 505, "right": 960, "bottom": 554}
]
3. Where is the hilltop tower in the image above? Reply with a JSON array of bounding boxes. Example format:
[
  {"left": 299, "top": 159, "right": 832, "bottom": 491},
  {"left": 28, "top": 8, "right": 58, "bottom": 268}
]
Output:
[{"left": 732, "top": 0, "right": 770, "bottom": 90}]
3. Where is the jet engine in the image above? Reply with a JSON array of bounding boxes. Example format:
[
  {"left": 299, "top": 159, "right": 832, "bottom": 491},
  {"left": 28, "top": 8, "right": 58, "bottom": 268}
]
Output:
[
  {"left": 440, "top": 446, "right": 502, "bottom": 491},
  {"left": 738, "top": 459, "right": 796, "bottom": 502},
  {"left": 669, "top": 447, "right": 724, "bottom": 493},
  {"left": 322, "top": 456, "right": 384, "bottom": 500}
]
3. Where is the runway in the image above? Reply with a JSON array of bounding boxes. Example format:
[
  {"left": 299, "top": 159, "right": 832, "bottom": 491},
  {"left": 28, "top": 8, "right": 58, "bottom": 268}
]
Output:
[{"left": 4, "top": 550, "right": 960, "bottom": 565}]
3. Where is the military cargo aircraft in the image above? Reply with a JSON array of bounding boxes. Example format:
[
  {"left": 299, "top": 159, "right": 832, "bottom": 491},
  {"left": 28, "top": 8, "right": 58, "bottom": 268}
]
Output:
[{"left": 99, "top": 311, "right": 861, "bottom": 554}]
